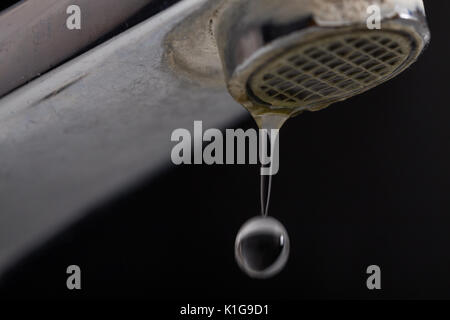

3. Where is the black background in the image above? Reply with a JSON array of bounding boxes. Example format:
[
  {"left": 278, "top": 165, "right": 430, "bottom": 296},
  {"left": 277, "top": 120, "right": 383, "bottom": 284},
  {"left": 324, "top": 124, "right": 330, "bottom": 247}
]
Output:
[{"left": 1, "top": 1, "right": 450, "bottom": 300}]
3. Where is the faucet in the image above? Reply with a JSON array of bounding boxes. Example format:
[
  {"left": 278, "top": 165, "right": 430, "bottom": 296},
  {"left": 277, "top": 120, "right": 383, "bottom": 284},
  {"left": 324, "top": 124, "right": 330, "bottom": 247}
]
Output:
[{"left": 167, "top": 0, "right": 429, "bottom": 121}]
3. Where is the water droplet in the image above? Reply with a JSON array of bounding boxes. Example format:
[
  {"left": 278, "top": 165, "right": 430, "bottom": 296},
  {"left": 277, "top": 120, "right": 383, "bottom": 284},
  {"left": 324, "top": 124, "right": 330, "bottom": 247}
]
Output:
[{"left": 235, "top": 216, "right": 289, "bottom": 279}]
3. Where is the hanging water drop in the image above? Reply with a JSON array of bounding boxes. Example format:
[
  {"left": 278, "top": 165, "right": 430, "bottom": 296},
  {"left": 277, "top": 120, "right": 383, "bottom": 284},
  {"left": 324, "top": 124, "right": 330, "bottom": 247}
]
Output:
[{"left": 235, "top": 216, "right": 289, "bottom": 279}]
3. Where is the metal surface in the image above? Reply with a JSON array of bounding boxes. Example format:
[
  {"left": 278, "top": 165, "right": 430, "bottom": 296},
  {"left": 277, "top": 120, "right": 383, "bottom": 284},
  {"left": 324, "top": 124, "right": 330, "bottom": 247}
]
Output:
[
  {"left": 248, "top": 30, "right": 413, "bottom": 109},
  {"left": 0, "top": 0, "right": 168, "bottom": 97},
  {"left": 212, "top": 0, "right": 429, "bottom": 117},
  {"left": 0, "top": 0, "right": 245, "bottom": 275}
]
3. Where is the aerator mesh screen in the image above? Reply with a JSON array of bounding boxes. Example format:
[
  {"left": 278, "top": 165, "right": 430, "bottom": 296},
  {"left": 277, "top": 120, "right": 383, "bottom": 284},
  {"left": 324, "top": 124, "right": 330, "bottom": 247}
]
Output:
[{"left": 248, "top": 30, "right": 413, "bottom": 108}]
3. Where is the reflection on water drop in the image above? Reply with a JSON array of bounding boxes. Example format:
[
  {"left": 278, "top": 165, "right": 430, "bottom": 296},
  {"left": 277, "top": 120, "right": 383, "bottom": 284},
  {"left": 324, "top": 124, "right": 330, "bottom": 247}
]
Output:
[{"left": 235, "top": 216, "right": 289, "bottom": 279}]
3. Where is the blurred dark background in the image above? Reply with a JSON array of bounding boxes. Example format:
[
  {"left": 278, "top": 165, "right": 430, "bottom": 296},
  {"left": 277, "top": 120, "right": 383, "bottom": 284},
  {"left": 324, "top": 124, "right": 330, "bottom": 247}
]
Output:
[
  {"left": 1, "top": 1, "right": 450, "bottom": 300},
  {"left": 0, "top": 0, "right": 21, "bottom": 11}
]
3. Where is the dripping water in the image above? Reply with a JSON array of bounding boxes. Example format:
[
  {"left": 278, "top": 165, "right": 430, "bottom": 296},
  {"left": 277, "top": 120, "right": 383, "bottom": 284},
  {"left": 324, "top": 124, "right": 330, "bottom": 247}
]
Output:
[
  {"left": 255, "top": 113, "right": 289, "bottom": 218},
  {"left": 234, "top": 112, "right": 291, "bottom": 279}
]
